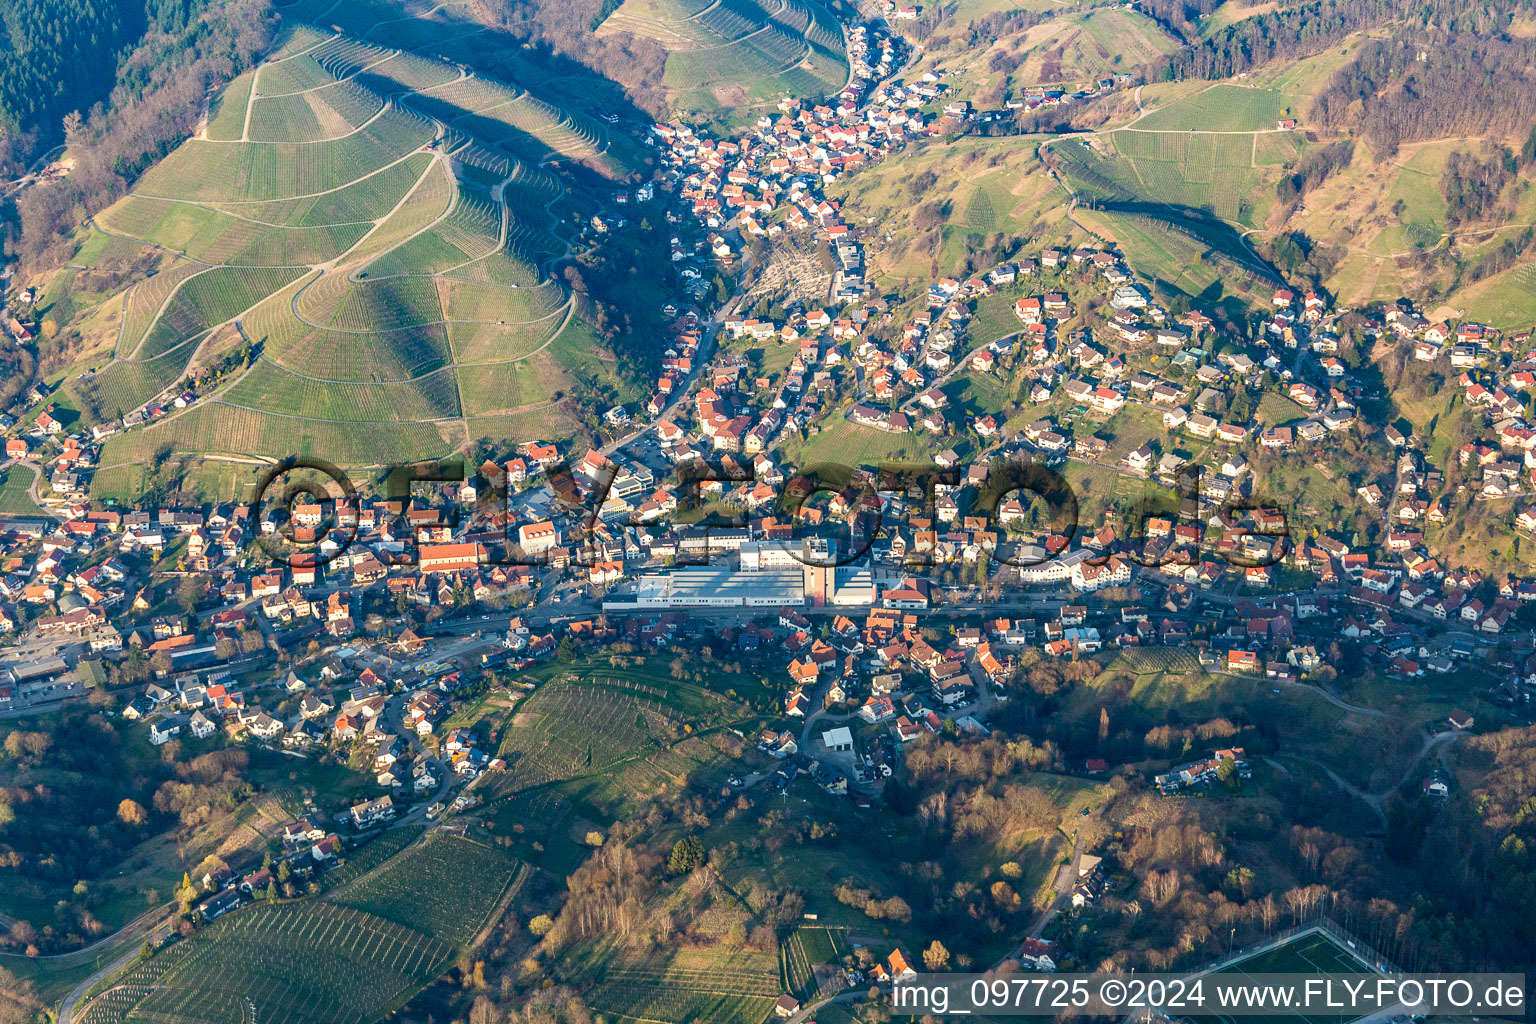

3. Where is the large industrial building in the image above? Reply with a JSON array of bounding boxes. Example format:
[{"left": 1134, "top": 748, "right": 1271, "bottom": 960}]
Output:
[
  {"left": 626, "top": 566, "right": 805, "bottom": 608},
  {"left": 606, "top": 536, "right": 917, "bottom": 611}
]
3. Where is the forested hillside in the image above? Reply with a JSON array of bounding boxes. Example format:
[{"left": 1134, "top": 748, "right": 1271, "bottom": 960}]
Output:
[
  {"left": 9, "top": 0, "right": 273, "bottom": 269},
  {"left": 0, "top": 0, "right": 133, "bottom": 142},
  {"left": 1148, "top": 0, "right": 1536, "bottom": 157},
  {"left": 0, "top": 0, "right": 240, "bottom": 146},
  {"left": 1311, "top": 33, "right": 1536, "bottom": 155},
  {"left": 478, "top": 0, "right": 670, "bottom": 116}
]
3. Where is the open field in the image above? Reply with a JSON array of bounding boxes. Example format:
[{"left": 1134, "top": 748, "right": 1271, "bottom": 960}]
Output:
[
  {"left": 780, "top": 420, "right": 932, "bottom": 469},
  {"left": 899, "top": 2, "right": 1171, "bottom": 106},
  {"left": 1268, "top": 135, "right": 1536, "bottom": 304},
  {"left": 1242, "top": 43, "right": 1364, "bottom": 115},
  {"left": 1008, "top": 9, "right": 1178, "bottom": 90},
  {"left": 1061, "top": 651, "right": 1226, "bottom": 737},
  {"left": 0, "top": 465, "right": 42, "bottom": 516},
  {"left": 1449, "top": 261, "right": 1536, "bottom": 330},
  {"left": 830, "top": 137, "right": 1072, "bottom": 284},
  {"left": 88, "top": 457, "right": 267, "bottom": 505}
]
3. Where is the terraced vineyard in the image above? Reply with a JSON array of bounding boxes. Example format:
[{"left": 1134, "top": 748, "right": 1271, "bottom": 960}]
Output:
[
  {"left": 1116, "top": 646, "right": 1202, "bottom": 674},
  {"left": 598, "top": 0, "right": 848, "bottom": 115},
  {"left": 220, "top": 361, "right": 463, "bottom": 422},
  {"left": 329, "top": 831, "right": 523, "bottom": 946},
  {"left": 110, "top": 905, "right": 449, "bottom": 1024},
  {"left": 479, "top": 665, "right": 750, "bottom": 859},
  {"left": 1105, "top": 129, "right": 1270, "bottom": 226},
  {"left": 115, "top": 260, "right": 206, "bottom": 356},
  {"left": 136, "top": 106, "right": 437, "bottom": 204},
  {"left": 1133, "top": 83, "right": 1289, "bottom": 132},
  {"left": 1450, "top": 259, "right": 1536, "bottom": 331},
  {"left": 78, "top": 17, "right": 642, "bottom": 493},
  {"left": 1052, "top": 138, "right": 1283, "bottom": 289},
  {"left": 247, "top": 79, "right": 387, "bottom": 143},
  {"left": 318, "top": 826, "right": 425, "bottom": 892},
  {"left": 204, "top": 71, "right": 256, "bottom": 141},
  {"left": 494, "top": 679, "right": 665, "bottom": 790},
  {"left": 100, "top": 197, "right": 371, "bottom": 265},
  {"left": 576, "top": 944, "right": 782, "bottom": 1024},
  {"left": 78, "top": 832, "right": 522, "bottom": 1024},
  {"left": 96, "top": 403, "right": 462, "bottom": 471},
  {"left": 135, "top": 267, "right": 309, "bottom": 360}
]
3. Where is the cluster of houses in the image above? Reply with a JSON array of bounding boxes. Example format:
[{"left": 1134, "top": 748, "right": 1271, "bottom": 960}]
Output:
[
  {"left": 4, "top": 253, "right": 1531, "bottom": 762},
  {"left": 2, "top": 284, "right": 38, "bottom": 347},
  {"left": 1153, "top": 747, "right": 1253, "bottom": 794},
  {"left": 195, "top": 814, "right": 352, "bottom": 921},
  {"left": 646, "top": 28, "right": 909, "bottom": 305},
  {"left": 3, "top": 9, "right": 1532, "bottom": 895}
]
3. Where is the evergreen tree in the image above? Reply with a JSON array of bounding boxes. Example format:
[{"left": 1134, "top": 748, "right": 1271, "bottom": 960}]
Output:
[{"left": 668, "top": 836, "right": 706, "bottom": 875}]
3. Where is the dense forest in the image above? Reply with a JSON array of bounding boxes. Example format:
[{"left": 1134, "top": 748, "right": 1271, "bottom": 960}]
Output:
[
  {"left": 0, "top": 711, "right": 257, "bottom": 955},
  {"left": 1149, "top": 0, "right": 1400, "bottom": 82},
  {"left": 444, "top": 708, "right": 1536, "bottom": 1024},
  {"left": 1134, "top": 0, "right": 1223, "bottom": 42},
  {"left": 0, "top": 0, "right": 242, "bottom": 145},
  {"left": 0, "top": 0, "right": 135, "bottom": 142},
  {"left": 1438, "top": 147, "right": 1516, "bottom": 228}
]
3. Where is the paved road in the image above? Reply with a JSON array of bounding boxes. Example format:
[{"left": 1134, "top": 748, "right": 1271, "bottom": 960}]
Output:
[
  {"left": 32, "top": 901, "right": 174, "bottom": 1024},
  {"left": 57, "top": 922, "right": 171, "bottom": 1024},
  {"left": 1275, "top": 678, "right": 1385, "bottom": 717},
  {"left": 1269, "top": 729, "right": 1465, "bottom": 825},
  {"left": 0, "top": 684, "right": 86, "bottom": 719}
]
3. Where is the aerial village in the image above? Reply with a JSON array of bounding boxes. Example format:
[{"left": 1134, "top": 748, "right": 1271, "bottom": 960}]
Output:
[{"left": 0, "top": 13, "right": 1532, "bottom": 939}]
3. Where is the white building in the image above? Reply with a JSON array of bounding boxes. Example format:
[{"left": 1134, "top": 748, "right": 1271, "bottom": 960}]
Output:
[{"left": 822, "top": 726, "right": 853, "bottom": 752}]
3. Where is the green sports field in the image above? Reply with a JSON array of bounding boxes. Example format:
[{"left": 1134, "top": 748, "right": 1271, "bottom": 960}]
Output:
[{"left": 1208, "top": 929, "right": 1384, "bottom": 1024}]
